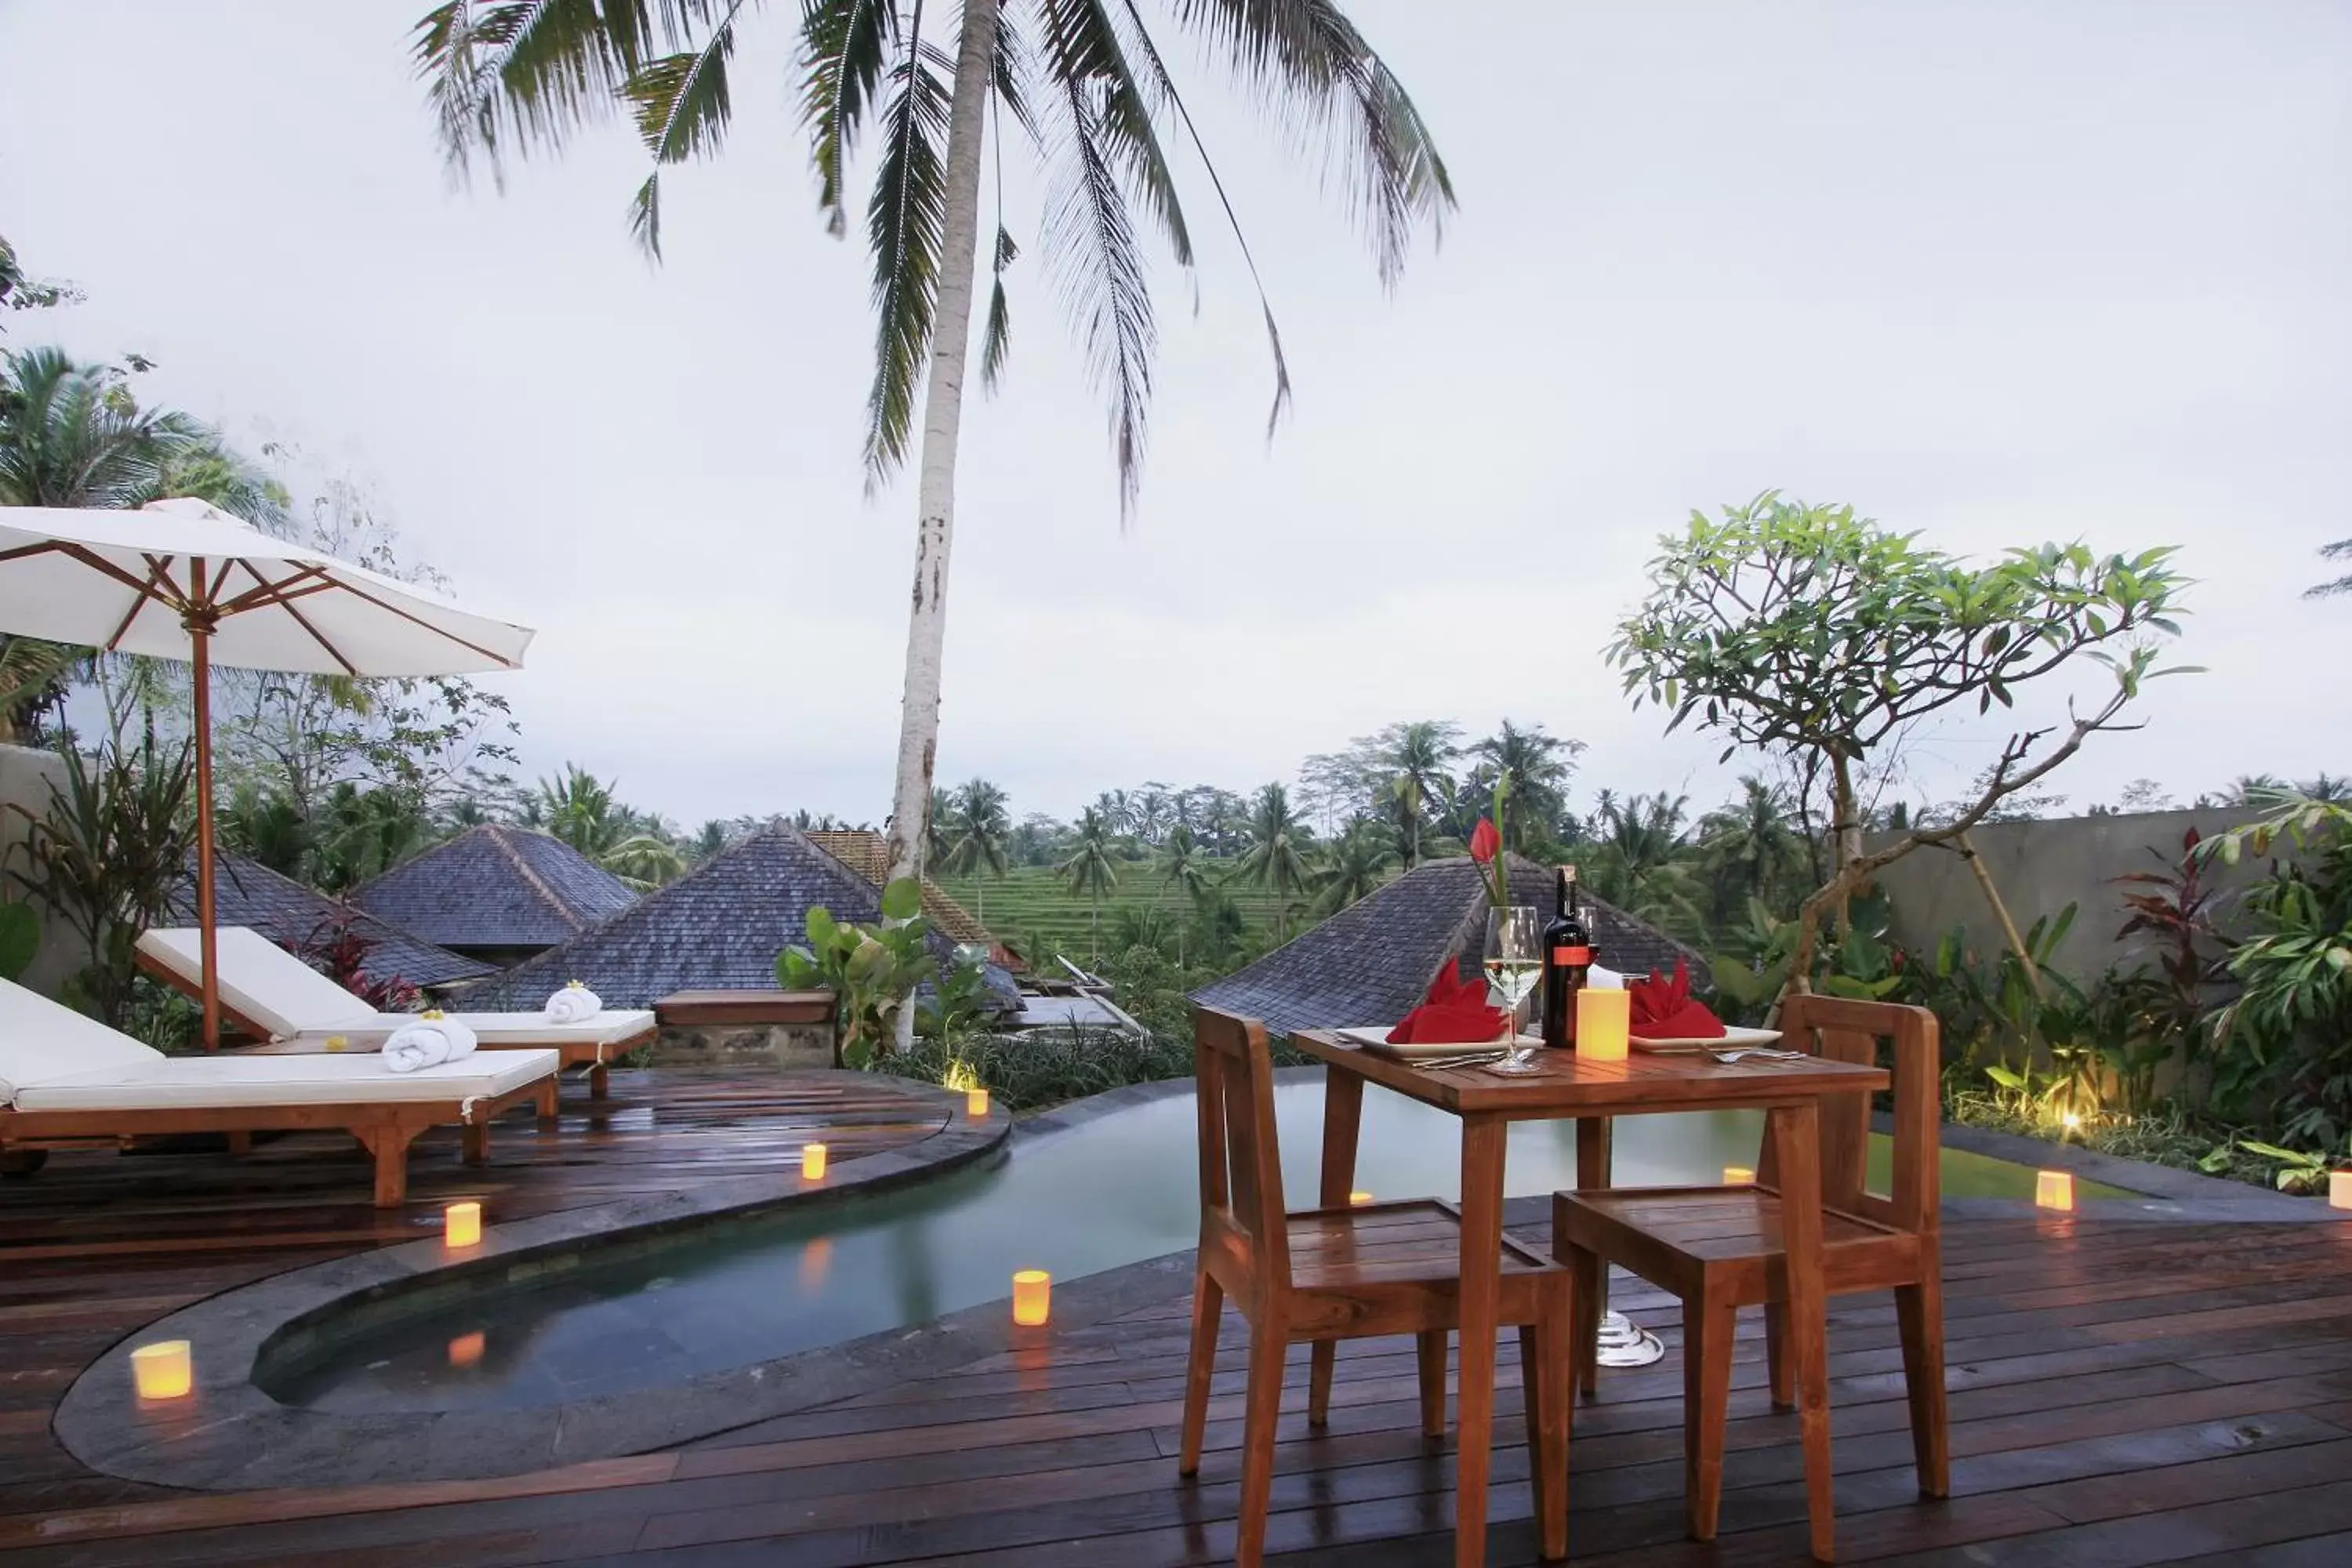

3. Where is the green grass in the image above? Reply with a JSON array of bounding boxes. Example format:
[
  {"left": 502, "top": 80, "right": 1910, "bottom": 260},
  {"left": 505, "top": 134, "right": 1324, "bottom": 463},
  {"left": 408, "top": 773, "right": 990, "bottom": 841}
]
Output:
[{"left": 936, "top": 859, "right": 1301, "bottom": 956}]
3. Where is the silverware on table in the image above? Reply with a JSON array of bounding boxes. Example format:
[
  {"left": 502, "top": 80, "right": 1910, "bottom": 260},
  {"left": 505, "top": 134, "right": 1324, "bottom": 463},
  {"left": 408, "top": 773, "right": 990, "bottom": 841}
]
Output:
[{"left": 1413, "top": 1050, "right": 1508, "bottom": 1070}]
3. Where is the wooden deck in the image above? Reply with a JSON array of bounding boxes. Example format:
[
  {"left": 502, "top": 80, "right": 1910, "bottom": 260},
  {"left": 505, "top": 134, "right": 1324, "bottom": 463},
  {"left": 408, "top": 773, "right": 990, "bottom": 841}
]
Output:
[{"left": 5, "top": 1085, "right": 2352, "bottom": 1563}]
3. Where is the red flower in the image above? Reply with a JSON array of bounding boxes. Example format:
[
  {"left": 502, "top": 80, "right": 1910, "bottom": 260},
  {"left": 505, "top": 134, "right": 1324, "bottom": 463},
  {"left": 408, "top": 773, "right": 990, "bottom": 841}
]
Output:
[{"left": 1469, "top": 818, "right": 1500, "bottom": 864}]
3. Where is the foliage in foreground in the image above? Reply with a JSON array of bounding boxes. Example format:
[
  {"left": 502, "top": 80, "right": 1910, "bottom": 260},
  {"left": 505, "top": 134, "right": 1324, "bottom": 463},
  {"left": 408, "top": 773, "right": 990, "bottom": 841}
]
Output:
[{"left": 893, "top": 1022, "right": 1305, "bottom": 1114}]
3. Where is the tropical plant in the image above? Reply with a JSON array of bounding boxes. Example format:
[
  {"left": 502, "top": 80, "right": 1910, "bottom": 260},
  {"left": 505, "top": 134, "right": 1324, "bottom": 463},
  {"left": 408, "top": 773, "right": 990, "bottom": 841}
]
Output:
[
  {"left": 289, "top": 918, "right": 421, "bottom": 1014},
  {"left": 2107, "top": 826, "right": 2232, "bottom": 1109},
  {"left": 0, "top": 233, "right": 78, "bottom": 322},
  {"left": 1309, "top": 815, "right": 1394, "bottom": 916},
  {"left": 408, "top": 2, "right": 1455, "bottom": 1010},
  {"left": 2223, "top": 1135, "right": 2345, "bottom": 1195},
  {"left": 1385, "top": 720, "right": 1461, "bottom": 868},
  {"left": 1694, "top": 775, "right": 1807, "bottom": 932},
  {"left": 940, "top": 776, "right": 1011, "bottom": 917},
  {"left": 533, "top": 764, "right": 687, "bottom": 888},
  {"left": 1465, "top": 720, "right": 1580, "bottom": 851},
  {"left": 1056, "top": 807, "right": 1122, "bottom": 953},
  {"left": 776, "top": 877, "right": 935, "bottom": 1066},
  {"left": 5, "top": 733, "right": 196, "bottom": 1025},
  {"left": 0, "top": 346, "right": 281, "bottom": 516},
  {"left": 1581, "top": 791, "right": 1703, "bottom": 938},
  {"left": 914, "top": 945, "right": 992, "bottom": 1037},
  {"left": 1232, "top": 782, "right": 1312, "bottom": 939},
  {"left": 0, "top": 636, "right": 79, "bottom": 745},
  {"left": 1610, "top": 492, "right": 2194, "bottom": 1000}
]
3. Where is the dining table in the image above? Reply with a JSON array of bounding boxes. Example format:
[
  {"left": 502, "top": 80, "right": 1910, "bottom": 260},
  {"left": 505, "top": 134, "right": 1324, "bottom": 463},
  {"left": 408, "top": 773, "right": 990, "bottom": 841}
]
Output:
[{"left": 1289, "top": 1029, "right": 1892, "bottom": 1566}]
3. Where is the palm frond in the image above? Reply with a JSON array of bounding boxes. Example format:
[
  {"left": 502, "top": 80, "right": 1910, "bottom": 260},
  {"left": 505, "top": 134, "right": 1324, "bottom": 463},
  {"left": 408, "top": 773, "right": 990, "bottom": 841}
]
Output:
[
  {"left": 621, "top": 0, "right": 749, "bottom": 256},
  {"left": 982, "top": 226, "right": 1018, "bottom": 391},
  {"left": 2310, "top": 538, "right": 2352, "bottom": 600},
  {"left": 800, "top": 0, "right": 903, "bottom": 237},
  {"left": 1035, "top": 0, "right": 1193, "bottom": 269},
  {"left": 862, "top": 22, "right": 954, "bottom": 481}
]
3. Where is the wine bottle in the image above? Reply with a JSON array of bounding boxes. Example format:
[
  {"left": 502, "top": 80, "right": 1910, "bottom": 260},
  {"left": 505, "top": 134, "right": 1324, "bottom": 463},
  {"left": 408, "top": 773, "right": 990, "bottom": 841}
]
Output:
[{"left": 1540, "top": 865, "right": 1595, "bottom": 1049}]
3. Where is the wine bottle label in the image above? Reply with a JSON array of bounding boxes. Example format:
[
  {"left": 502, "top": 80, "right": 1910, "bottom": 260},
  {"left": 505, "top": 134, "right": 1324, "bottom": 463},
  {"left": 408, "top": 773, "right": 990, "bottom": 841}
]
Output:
[{"left": 1554, "top": 946, "right": 1592, "bottom": 966}]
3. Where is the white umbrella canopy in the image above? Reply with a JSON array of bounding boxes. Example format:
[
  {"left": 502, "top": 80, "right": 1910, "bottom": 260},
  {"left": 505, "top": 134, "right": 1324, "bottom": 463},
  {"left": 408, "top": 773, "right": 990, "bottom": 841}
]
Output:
[{"left": 0, "top": 497, "right": 535, "bottom": 1047}]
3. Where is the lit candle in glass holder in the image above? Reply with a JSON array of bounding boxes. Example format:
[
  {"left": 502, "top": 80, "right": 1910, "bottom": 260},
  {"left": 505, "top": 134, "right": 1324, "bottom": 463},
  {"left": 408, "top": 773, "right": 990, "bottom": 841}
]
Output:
[
  {"left": 2035, "top": 1170, "right": 2074, "bottom": 1211},
  {"left": 1349, "top": 1191, "right": 1374, "bottom": 1206},
  {"left": 2330, "top": 1170, "right": 2352, "bottom": 1210},
  {"left": 1012, "top": 1269, "right": 1051, "bottom": 1327},
  {"left": 448, "top": 1331, "right": 485, "bottom": 1368},
  {"left": 1576, "top": 988, "right": 1631, "bottom": 1063},
  {"left": 967, "top": 1087, "right": 989, "bottom": 1119},
  {"left": 801, "top": 1142, "right": 829, "bottom": 1181},
  {"left": 1722, "top": 1166, "right": 1755, "bottom": 1186},
  {"left": 130, "top": 1340, "right": 193, "bottom": 1401},
  {"left": 445, "top": 1200, "right": 482, "bottom": 1248}
]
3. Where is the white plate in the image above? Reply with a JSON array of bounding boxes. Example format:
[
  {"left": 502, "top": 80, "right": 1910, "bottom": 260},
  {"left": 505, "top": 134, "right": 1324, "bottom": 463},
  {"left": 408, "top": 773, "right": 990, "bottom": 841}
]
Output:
[
  {"left": 1337, "top": 1026, "right": 1541, "bottom": 1060},
  {"left": 1630, "top": 1025, "right": 1784, "bottom": 1054}
]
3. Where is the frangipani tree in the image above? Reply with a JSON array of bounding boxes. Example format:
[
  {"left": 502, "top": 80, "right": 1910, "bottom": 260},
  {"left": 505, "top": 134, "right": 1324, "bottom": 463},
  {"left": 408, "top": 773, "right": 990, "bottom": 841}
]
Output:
[
  {"left": 1609, "top": 493, "right": 2195, "bottom": 1001},
  {"left": 411, "top": 1, "right": 1454, "bottom": 946}
]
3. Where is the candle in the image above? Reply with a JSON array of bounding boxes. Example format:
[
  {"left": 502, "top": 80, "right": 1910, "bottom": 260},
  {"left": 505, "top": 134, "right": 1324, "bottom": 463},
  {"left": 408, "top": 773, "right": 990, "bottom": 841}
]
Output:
[
  {"left": 1722, "top": 1166, "right": 1755, "bottom": 1186},
  {"left": 1012, "top": 1269, "right": 1051, "bottom": 1327},
  {"left": 447, "top": 1331, "right": 485, "bottom": 1368},
  {"left": 1576, "top": 987, "right": 1631, "bottom": 1062},
  {"left": 1349, "top": 1191, "right": 1374, "bottom": 1206},
  {"left": 967, "top": 1087, "right": 989, "bottom": 1119},
  {"left": 445, "top": 1200, "right": 483, "bottom": 1249},
  {"left": 130, "top": 1340, "right": 193, "bottom": 1401},
  {"left": 2035, "top": 1170, "right": 2074, "bottom": 1211},
  {"left": 2330, "top": 1171, "right": 2352, "bottom": 1210},
  {"left": 801, "top": 1142, "right": 828, "bottom": 1180}
]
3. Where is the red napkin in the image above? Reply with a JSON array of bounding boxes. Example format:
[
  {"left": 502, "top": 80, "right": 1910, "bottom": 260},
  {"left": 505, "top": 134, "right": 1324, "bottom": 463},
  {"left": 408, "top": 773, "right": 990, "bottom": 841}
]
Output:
[
  {"left": 1387, "top": 961, "right": 1509, "bottom": 1044},
  {"left": 1628, "top": 959, "right": 1726, "bottom": 1040}
]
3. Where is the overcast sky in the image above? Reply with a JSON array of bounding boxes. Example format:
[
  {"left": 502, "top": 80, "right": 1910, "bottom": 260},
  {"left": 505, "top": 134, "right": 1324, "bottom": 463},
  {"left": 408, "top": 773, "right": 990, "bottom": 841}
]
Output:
[{"left": 3, "top": 0, "right": 2347, "bottom": 829}]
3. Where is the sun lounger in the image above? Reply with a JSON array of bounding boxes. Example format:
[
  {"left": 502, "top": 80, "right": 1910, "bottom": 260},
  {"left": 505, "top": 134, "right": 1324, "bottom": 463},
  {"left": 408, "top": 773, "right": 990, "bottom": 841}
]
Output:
[
  {"left": 135, "top": 927, "right": 657, "bottom": 1098},
  {"left": 0, "top": 978, "right": 559, "bottom": 1206}
]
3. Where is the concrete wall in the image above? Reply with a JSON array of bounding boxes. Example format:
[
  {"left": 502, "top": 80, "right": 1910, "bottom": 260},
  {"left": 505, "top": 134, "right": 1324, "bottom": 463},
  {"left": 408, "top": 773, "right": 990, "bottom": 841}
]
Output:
[
  {"left": 1867, "top": 807, "right": 2274, "bottom": 982},
  {"left": 0, "top": 742, "right": 85, "bottom": 998}
]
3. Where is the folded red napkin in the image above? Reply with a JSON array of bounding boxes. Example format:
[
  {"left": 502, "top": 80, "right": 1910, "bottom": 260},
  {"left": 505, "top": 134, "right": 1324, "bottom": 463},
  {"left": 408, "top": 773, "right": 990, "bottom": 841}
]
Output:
[
  {"left": 1628, "top": 958, "right": 1726, "bottom": 1040},
  {"left": 1387, "top": 960, "right": 1508, "bottom": 1044}
]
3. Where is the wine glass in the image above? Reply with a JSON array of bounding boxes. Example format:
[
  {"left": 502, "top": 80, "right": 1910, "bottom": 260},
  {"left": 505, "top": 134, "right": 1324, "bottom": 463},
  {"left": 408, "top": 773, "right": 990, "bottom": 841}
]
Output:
[{"left": 1482, "top": 906, "right": 1543, "bottom": 1076}]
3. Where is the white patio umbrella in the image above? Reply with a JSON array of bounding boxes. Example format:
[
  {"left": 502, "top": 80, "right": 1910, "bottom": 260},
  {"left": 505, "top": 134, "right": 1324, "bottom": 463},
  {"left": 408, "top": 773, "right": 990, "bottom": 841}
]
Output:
[{"left": 0, "top": 497, "right": 534, "bottom": 1047}]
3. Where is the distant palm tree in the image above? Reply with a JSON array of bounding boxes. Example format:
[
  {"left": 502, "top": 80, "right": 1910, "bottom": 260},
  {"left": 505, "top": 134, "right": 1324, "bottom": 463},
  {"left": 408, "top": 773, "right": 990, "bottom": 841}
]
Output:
[
  {"left": 1057, "top": 807, "right": 1122, "bottom": 955},
  {"left": 2299, "top": 773, "right": 2352, "bottom": 804},
  {"left": 535, "top": 764, "right": 685, "bottom": 889},
  {"left": 1468, "top": 719, "right": 1582, "bottom": 850},
  {"left": 2310, "top": 539, "right": 2352, "bottom": 599},
  {"left": 1385, "top": 720, "right": 1461, "bottom": 869},
  {"left": 1584, "top": 791, "right": 1703, "bottom": 938},
  {"left": 1156, "top": 820, "right": 1210, "bottom": 906},
  {"left": 693, "top": 818, "right": 730, "bottom": 860},
  {"left": 1233, "top": 782, "right": 1314, "bottom": 940},
  {"left": 1310, "top": 816, "right": 1393, "bottom": 916},
  {"left": 409, "top": 0, "right": 1454, "bottom": 949},
  {"left": 942, "top": 776, "right": 1011, "bottom": 919},
  {"left": 1697, "top": 775, "right": 1806, "bottom": 925}
]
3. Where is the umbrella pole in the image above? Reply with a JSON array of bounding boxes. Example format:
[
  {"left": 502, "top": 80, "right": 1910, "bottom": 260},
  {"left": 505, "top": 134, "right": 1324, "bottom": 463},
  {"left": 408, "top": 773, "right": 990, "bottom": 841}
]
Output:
[{"left": 191, "top": 619, "right": 220, "bottom": 1051}]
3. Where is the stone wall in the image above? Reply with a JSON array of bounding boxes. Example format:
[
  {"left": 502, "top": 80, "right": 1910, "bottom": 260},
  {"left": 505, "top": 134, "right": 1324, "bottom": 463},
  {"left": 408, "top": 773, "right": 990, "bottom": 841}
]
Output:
[{"left": 647, "top": 1020, "right": 837, "bottom": 1069}]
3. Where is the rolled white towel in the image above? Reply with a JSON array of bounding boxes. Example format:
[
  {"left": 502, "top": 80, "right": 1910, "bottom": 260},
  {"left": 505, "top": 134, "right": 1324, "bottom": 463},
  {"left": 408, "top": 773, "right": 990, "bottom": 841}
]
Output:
[
  {"left": 383, "top": 1012, "right": 479, "bottom": 1073},
  {"left": 544, "top": 980, "right": 602, "bottom": 1025}
]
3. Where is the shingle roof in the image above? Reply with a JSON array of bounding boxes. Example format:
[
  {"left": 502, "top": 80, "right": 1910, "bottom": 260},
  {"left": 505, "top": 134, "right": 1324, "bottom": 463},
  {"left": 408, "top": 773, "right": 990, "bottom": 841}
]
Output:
[
  {"left": 455, "top": 824, "right": 1022, "bottom": 1013},
  {"left": 803, "top": 830, "right": 993, "bottom": 945},
  {"left": 1190, "top": 855, "right": 1709, "bottom": 1039},
  {"left": 166, "top": 851, "right": 495, "bottom": 992},
  {"left": 347, "top": 825, "right": 637, "bottom": 950}
]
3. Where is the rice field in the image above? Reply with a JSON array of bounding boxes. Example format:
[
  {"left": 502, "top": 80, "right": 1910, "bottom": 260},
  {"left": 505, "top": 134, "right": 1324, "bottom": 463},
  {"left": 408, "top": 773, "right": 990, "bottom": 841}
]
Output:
[{"left": 934, "top": 860, "right": 1298, "bottom": 956}]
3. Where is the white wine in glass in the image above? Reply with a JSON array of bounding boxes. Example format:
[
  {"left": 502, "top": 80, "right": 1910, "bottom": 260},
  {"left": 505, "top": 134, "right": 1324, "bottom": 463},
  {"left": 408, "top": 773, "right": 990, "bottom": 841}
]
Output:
[{"left": 1483, "top": 906, "right": 1542, "bottom": 1076}]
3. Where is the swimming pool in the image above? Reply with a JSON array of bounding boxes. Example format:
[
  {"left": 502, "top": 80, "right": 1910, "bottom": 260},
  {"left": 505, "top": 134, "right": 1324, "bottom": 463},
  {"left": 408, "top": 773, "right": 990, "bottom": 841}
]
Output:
[{"left": 261, "top": 1079, "right": 2119, "bottom": 1415}]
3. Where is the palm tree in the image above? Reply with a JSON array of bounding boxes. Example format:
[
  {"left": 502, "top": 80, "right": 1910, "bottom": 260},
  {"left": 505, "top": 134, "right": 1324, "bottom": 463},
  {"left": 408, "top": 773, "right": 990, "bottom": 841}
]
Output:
[
  {"left": 1156, "top": 819, "right": 1210, "bottom": 903},
  {"left": 1584, "top": 790, "right": 1704, "bottom": 938},
  {"left": 1696, "top": 775, "right": 1806, "bottom": 927},
  {"left": 927, "top": 785, "right": 959, "bottom": 865},
  {"left": 1383, "top": 720, "right": 1461, "bottom": 869},
  {"left": 1232, "top": 781, "right": 1313, "bottom": 940},
  {"left": 410, "top": 1, "right": 1454, "bottom": 932},
  {"left": 534, "top": 764, "right": 686, "bottom": 888},
  {"left": 0, "top": 347, "right": 279, "bottom": 516},
  {"left": 1056, "top": 807, "right": 1122, "bottom": 955},
  {"left": 942, "top": 775, "right": 1011, "bottom": 918},
  {"left": 1309, "top": 815, "right": 1392, "bottom": 916},
  {"left": 2310, "top": 539, "right": 2351, "bottom": 599},
  {"left": 1467, "top": 719, "right": 1582, "bottom": 850}
]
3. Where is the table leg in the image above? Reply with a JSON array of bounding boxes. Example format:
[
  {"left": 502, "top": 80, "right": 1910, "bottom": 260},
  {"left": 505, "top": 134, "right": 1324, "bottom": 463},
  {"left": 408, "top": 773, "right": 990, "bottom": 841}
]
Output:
[
  {"left": 1769, "top": 1100, "right": 1836, "bottom": 1562},
  {"left": 1454, "top": 1113, "right": 1507, "bottom": 1568},
  {"left": 1309, "top": 1067, "right": 1368, "bottom": 1426},
  {"left": 1574, "top": 1116, "right": 1610, "bottom": 1384}
]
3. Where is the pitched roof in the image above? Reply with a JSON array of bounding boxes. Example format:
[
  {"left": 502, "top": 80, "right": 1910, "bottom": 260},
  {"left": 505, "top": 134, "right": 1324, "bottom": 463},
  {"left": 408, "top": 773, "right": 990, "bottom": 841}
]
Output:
[
  {"left": 456, "top": 824, "right": 1022, "bottom": 1013},
  {"left": 803, "top": 829, "right": 993, "bottom": 945},
  {"left": 166, "top": 851, "right": 495, "bottom": 992},
  {"left": 347, "top": 824, "right": 638, "bottom": 950},
  {"left": 1190, "top": 855, "right": 1709, "bottom": 1040}
]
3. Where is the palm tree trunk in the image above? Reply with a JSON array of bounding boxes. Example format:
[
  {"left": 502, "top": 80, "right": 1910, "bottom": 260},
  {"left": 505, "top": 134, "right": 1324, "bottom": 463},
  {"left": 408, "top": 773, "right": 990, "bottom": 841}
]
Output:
[{"left": 883, "top": 0, "right": 1003, "bottom": 1054}]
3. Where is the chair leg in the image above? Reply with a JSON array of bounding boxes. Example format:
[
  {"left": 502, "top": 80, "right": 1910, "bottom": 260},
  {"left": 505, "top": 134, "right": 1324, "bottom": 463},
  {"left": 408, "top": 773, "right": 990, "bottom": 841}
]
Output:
[
  {"left": 1309, "top": 1341, "right": 1338, "bottom": 1427},
  {"left": 1522, "top": 1309, "right": 1570, "bottom": 1560},
  {"left": 1178, "top": 1267, "right": 1224, "bottom": 1478},
  {"left": 463, "top": 1120, "right": 491, "bottom": 1167},
  {"left": 1234, "top": 1319, "right": 1287, "bottom": 1568},
  {"left": 1416, "top": 1330, "right": 1448, "bottom": 1437},
  {"left": 590, "top": 1062, "right": 611, "bottom": 1100},
  {"left": 1895, "top": 1270, "right": 1951, "bottom": 1499},
  {"left": 1764, "top": 1301, "right": 1794, "bottom": 1410},
  {"left": 1568, "top": 1244, "right": 1604, "bottom": 1399},
  {"left": 1682, "top": 1291, "right": 1737, "bottom": 1543}
]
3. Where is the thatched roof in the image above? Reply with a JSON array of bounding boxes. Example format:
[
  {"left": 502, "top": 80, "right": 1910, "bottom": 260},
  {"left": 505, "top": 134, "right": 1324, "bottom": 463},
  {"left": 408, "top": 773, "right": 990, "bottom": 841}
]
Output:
[
  {"left": 454, "top": 823, "right": 1022, "bottom": 1013},
  {"left": 348, "top": 825, "right": 637, "bottom": 950},
  {"left": 803, "top": 829, "right": 993, "bottom": 945},
  {"left": 1190, "top": 855, "right": 1708, "bottom": 1039},
  {"left": 166, "top": 851, "right": 495, "bottom": 992}
]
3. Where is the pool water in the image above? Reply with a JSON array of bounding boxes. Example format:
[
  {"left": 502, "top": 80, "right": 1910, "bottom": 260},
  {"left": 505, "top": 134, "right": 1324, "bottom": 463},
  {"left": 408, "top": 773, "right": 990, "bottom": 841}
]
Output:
[{"left": 264, "top": 1081, "right": 2124, "bottom": 1414}]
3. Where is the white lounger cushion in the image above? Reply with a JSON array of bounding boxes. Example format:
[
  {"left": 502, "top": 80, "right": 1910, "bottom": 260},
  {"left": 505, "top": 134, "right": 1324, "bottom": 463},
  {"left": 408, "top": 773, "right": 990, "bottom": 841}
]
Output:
[
  {"left": 137, "top": 927, "right": 655, "bottom": 1050},
  {"left": 0, "top": 981, "right": 168, "bottom": 1101},
  {"left": 13, "top": 1047, "right": 558, "bottom": 1112}
]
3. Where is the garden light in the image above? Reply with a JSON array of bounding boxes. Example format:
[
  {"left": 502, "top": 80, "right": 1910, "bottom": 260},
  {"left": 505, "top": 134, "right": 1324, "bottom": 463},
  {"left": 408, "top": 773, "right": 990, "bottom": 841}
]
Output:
[
  {"left": 445, "top": 1201, "right": 482, "bottom": 1249},
  {"left": 130, "top": 1341, "right": 193, "bottom": 1401},
  {"left": 1012, "top": 1269, "right": 1051, "bottom": 1327},
  {"left": 1722, "top": 1166, "right": 1755, "bottom": 1186},
  {"left": 967, "top": 1087, "right": 989, "bottom": 1119},
  {"left": 801, "top": 1143, "right": 828, "bottom": 1180},
  {"left": 2035, "top": 1171, "right": 2074, "bottom": 1211}
]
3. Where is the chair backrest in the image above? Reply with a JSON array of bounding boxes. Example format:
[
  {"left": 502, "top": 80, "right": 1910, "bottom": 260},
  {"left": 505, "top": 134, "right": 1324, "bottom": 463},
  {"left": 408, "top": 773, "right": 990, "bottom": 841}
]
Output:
[
  {"left": 1766, "top": 994, "right": 1940, "bottom": 1234},
  {"left": 0, "top": 977, "right": 165, "bottom": 1103},
  {"left": 137, "top": 926, "right": 378, "bottom": 1038},
  {"left": 1192, "top": 1007, "right": 1292, "bottom": 1292}
]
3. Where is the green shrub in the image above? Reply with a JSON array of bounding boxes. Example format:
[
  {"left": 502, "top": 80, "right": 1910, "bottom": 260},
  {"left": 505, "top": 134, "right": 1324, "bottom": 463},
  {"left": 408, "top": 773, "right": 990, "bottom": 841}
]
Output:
[{"left": 892, "top": 1022, "right": 1305, "bottom": 1112}]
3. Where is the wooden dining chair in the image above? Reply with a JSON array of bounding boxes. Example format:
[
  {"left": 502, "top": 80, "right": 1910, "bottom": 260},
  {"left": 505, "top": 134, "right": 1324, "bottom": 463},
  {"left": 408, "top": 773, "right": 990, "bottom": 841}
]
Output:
[
  {"left": 1178, "top": 1007, "right": 1574, "bottom": 1565},
  {"left": 1550, "top": 995, "right": 1950, "bottom": 1555}
]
